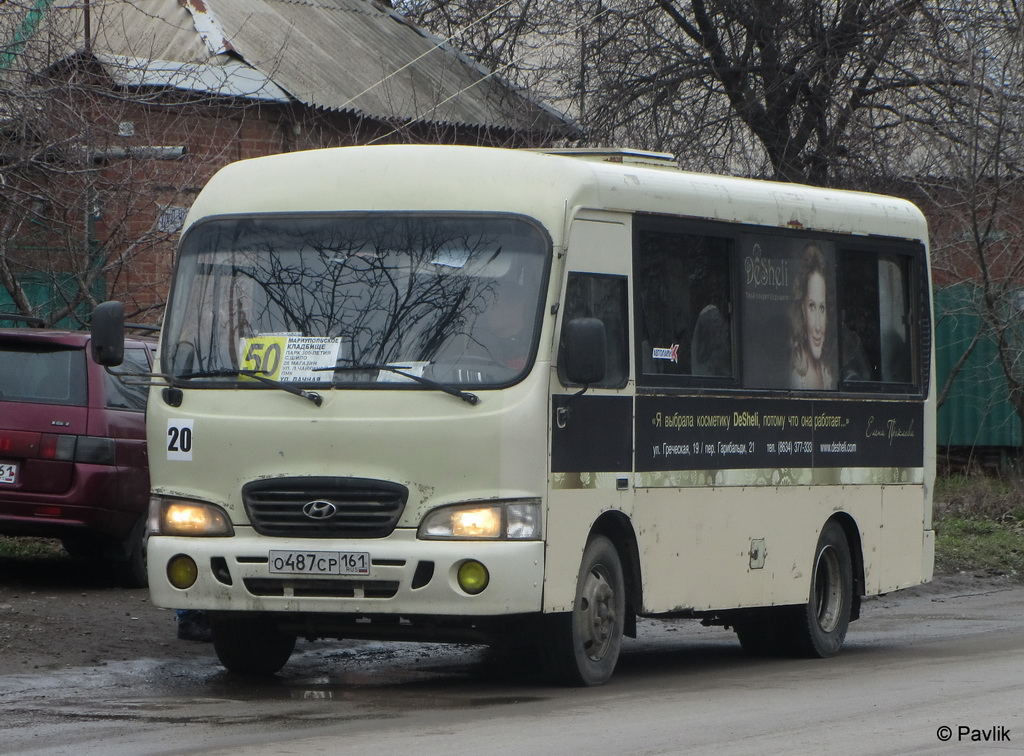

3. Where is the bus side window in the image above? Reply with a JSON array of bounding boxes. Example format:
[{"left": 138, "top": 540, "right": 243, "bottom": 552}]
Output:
[
  {"left": 635, "top": 228, "right": 732, "bottom": 381},
  {"left": 558, "top": 273, "right": 629, "bottom": 388},
  {"left": 838, "top": 250, "right": 914, "bottom": 387}
]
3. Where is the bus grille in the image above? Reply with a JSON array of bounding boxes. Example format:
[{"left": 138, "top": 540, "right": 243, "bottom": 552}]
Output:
[{"left": 242, "top": 477, "right": 408, "bottom": 538}]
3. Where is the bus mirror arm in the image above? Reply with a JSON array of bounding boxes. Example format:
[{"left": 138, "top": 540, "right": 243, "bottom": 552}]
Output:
[{"left": 556, "top": 384, "right": 590, "bottom": 429}]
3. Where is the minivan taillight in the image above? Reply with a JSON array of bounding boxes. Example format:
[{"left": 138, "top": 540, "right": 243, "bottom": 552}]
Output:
[
  {"left": 75, "top": 437, "right": 116, "bottom": 465},
  {"left": 39, "top": 434, "right": 76, "bottom": 461},
  {"left": 37, "top": 434, "right": 117, "bottom": 465}
]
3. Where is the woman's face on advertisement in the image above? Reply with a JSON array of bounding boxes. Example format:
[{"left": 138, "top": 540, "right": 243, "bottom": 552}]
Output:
[{"left": 804, "top": 271, "right": 827, "bottom": 361}]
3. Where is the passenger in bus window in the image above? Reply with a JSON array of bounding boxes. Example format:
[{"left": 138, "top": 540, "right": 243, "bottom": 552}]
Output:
[
  {"left": 840, "top": 317, "right": 872, "bottom": 382},
  {"left": 691, "top": 304, "right": 731, "bottom": 376},
  {"left": 878, "top": 258, "right": 911, "bottom": 383},
  {"left": 790, "top": 244, "right": 836, "bottom": 390},
  {"left": 483, "top": 289, "right": 530, "bottom": 370}
]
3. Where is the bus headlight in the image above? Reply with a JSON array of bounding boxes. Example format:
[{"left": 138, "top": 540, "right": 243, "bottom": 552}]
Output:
[
  {"left": 151, "top": 496, "right": 234, "bottom": 536},
  {"left": 418, "top": 499, "right": 542, "bottom": 540}
]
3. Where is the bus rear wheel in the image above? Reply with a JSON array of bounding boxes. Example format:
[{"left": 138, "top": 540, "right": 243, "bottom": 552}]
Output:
[
  {"left": 733, "top": 609, "right": 786, "bottom": 656},
  {"left": 209, "top": 612, "right": 296, "bottom": 676},
  {"left": 543, "top": 535, "right": 625, "bottom": 686},
  {"left": 734, "top": 521, "right": 853, "bottom": 658},
  {"left": 786, "top": 521, "right": 853, "bottom": 657}
]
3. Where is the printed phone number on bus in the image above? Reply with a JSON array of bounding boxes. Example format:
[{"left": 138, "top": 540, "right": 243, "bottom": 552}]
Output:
[
  {"left": 268, "top": 550, "right": 370, "bottom": 575},
  {"left": 776, "top": 441, "right": 813, "bottom": 453}
]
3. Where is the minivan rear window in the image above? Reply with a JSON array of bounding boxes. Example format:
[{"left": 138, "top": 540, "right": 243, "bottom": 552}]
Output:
[{"left": 0, "top": 346, "right": 87, "bottom": 406}]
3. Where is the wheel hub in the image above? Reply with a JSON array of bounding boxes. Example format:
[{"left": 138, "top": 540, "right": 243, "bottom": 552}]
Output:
[
  {"left": 813, "top": 545, "right": 843, "bottom": 633},
  {"left": 580, "top": 566, "right": 617, "bottom": 660}
]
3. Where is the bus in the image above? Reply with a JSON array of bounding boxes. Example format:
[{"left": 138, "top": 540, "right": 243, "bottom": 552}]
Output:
[{"left": 92, "top": 145, "right": 934, "bottom": 686}]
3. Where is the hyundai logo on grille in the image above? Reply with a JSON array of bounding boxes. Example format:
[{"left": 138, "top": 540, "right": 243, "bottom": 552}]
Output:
[{"left": 302, "top": 500, "right": 339, "bottom": 520}]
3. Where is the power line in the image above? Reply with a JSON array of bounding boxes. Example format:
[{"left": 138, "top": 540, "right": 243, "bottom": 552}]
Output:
[
  {"left": 336, "top": 0, "right": 519, "bottom": 113},
  {"left": 365, "top": 0, "right": 619, "bottom": 143}
]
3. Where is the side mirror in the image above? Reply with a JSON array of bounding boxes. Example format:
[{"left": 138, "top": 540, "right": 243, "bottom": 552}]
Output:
[
  {"left": 91, "top": 301, "right": 125, "bottom": 366},
  {"left": 563, "top": 317, "right": 607, "bottom": 385}
]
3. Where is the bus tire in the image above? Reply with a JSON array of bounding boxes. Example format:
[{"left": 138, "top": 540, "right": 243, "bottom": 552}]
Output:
[
  {"left": 209, "top": 612, "right": 296, "bottom": 676},
  {"left": 118, "top": 515, "right": 149, "bottom": 589},
  {"left": 544, "top": 535, "right": 625, "bottom": 686},
  {"left": 785, "top": 520, "right": 853, "bottom": 658},
  {"left": 62, "top": 515, "right": 148, "bottom": 588},
  {"left": 733, "top": 609, "right": 786, "bottom": 656}
]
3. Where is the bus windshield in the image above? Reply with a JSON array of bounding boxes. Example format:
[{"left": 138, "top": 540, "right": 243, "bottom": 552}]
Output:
[{"left": 163, "top": 214, "right": 550, "bottom": 388}]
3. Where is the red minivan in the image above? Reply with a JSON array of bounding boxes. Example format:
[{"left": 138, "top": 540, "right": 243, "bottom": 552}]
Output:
[{"left": 0, "top": 327, "right": 155, "bottom": 586}]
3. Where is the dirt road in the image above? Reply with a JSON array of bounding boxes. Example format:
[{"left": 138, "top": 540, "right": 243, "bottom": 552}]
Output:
[
  {"left": 0, "top": 550, "right": 1017, "bottom": 675},
  {"left": 1, "top": 558, "right": 1022, "bottom": 756}
]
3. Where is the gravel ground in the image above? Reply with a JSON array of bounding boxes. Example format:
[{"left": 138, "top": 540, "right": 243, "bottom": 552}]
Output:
[{"left": 0, "top": 553, "right": 211, "bottom": 675}]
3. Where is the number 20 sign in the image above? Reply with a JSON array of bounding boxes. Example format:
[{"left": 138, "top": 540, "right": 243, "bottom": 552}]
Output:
[{"left": 167, "top": 418, "right": 195, "bottom": 461}]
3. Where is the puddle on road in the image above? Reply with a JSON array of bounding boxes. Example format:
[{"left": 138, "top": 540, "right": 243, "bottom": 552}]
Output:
[
  {"left": 2, "top": 617, "right": 735, "bottom": 724},
  {"left": 0, "top": 638, "right": 553, "bottom": 730}
]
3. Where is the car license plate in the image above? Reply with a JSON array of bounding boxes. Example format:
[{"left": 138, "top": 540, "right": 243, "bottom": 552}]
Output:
[
  {"left": 268, "top": 550, "right": 370, "bottom": 575},
  {"left": 0, "top": 462, "right": 16, "bottom": 485}
]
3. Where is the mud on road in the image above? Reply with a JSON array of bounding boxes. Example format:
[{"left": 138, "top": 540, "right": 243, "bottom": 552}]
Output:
[
  {"left": 2, "top": 551, "right": 1023, "bottom": 756},
  {"left": 0, "top": 548, "right": 1020, "bottom": 677}
]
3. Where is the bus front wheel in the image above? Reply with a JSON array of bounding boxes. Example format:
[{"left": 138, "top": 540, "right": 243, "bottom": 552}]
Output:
[
  {"left": 544, "top": 535, "right": 626, "bottom": 686},
  {"left": 209, "top": 612, "right": 296, "bottom": 676}
]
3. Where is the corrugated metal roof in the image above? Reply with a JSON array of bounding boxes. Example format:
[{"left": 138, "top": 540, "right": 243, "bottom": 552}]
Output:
[
  {"left": 3, "top": 0, "right": 577, "bottom": 137},
  {"left": 90, "top": 0, "right": 213, "bottom": 64},
  {"left": 209, "top": 0, "right": 569, "bottom": 131}
]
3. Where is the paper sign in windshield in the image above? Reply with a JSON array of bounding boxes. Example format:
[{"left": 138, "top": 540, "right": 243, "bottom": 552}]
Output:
[
  {"left": 240, "top": 336, "right": 341, "bottom": 382},
  {"left": 377, "top": 362, "right": 429, "bottom": 382}
]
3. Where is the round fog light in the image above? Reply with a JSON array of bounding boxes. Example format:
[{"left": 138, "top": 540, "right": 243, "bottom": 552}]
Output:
[
  {"left": 167, "top": 554, "right": 199, "bottom": 589},
  {"left": 457, "top": 560, "right": 489, "bottom": 595}
]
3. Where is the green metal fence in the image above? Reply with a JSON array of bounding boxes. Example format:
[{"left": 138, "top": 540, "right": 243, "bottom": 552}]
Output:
[{"left": 935, "top": 284, "right": 1023, "bottom": 451}]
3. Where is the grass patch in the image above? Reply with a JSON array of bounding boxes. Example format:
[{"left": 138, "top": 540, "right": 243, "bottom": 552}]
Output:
[
  {"left": 934, "top": 474, "right": 1024, "bottom": 578},
  {"left": 935, "top": 517, "right": 1024, "bottom": 576},
  {"left": 0, "top": 536, "right": 67, "bottom": 560}
]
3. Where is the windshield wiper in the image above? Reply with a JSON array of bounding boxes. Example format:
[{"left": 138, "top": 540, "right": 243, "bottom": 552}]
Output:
[
  {"left": 174, "top": 369, "right": 323, "bottom": 407},
  {"left": 314, "top": 361, "right": 480, "bottom": 406}
]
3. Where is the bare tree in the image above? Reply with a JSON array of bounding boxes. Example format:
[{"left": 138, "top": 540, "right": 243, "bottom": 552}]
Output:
[
  {"left": 0, "top": 1, "right": 255, "bottom": 327},
  {"left": 395, "top": 0, "right": 571, "bottom": 111},
  {"left": 400, "top": 1, "right": 983, "bottom": 186},
  {"left": 910, "top": 1, "right": 1024, "bottom": 450},
  {"left": 1, "top": 0, "right": 577, "bottom": 329},
  {"left": 400, "top": 0, "right": 1024, "bottom": 461}
]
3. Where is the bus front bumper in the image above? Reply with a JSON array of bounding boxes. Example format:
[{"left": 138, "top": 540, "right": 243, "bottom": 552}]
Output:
[{"left": 147, "top": 528, "right": 546, "bottom": 617}]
